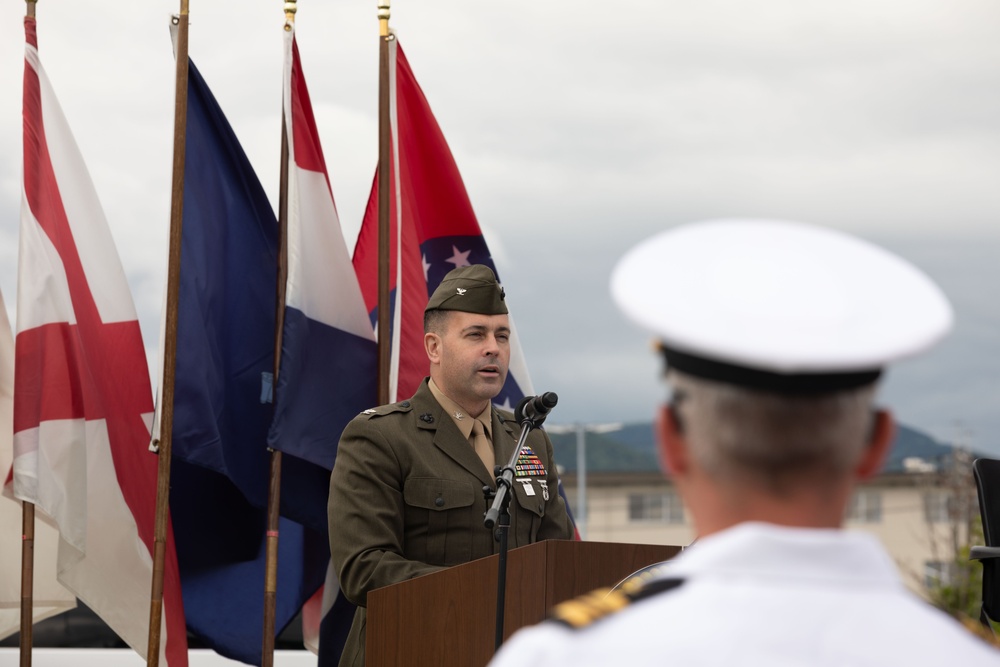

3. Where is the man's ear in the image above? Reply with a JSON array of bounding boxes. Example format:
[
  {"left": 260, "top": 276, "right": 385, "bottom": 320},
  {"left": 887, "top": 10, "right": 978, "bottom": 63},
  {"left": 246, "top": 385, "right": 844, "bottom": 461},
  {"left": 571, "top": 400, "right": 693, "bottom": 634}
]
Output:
[
  {"left": 424, "top": 332, "right": 442, "bottom": 364},
  {"left": 856, "top": 409, "right": 895, "bottom": 480},
  {"left": 656, "top": 404, "right": 689, "bottom": 477}
]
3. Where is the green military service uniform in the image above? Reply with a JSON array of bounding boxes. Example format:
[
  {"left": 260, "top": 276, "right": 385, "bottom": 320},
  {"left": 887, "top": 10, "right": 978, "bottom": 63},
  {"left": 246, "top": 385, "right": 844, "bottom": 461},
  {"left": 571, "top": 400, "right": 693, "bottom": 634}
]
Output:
[
  {"left": 328, "top": 265, "right": 574, "bottom": 666},
  {"left": 329, "top": 381, "right": 573, "bottom": 665}
]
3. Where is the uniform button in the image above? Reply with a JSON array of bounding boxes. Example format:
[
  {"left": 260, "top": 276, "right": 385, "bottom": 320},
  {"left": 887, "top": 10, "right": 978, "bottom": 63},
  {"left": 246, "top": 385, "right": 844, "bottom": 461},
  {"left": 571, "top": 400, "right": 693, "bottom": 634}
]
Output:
[
  {"left": 400, "top": 401, "right": 411, "bottom": 408},
  {"left": 435, "top": 496, "right": 445, "bottom": 507}
]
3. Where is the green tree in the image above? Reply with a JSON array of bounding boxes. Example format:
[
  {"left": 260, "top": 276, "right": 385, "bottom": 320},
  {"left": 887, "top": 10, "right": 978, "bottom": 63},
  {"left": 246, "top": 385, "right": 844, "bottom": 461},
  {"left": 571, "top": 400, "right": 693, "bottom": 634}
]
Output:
[
  {"left": 925, "top": 515, "right": 983, "bottom": 622},
  {"left": 920, "top": 447, "right": 998, "bottom": 644}
]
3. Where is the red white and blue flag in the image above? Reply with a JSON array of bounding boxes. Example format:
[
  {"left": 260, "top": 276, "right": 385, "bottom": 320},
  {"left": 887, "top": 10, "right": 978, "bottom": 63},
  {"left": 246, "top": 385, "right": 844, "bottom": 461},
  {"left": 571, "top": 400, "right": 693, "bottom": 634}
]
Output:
[
  {"left": 352, "top": 37, "right": 536, "bottom": 407},
  {"left": 267, "top": 22, "right": 378, "bottom": 472},
  {"left": 6, "top": 17, "right": 187, "bottom": 665},
  {"left": 272, "top": 24, "right": 375, "bottom": 666},
  {"left": 352, "top": 36, "right": 580, "bottom": 544},
  {"left": 315, "top": 35, "right": 580, "bottom": 664}
]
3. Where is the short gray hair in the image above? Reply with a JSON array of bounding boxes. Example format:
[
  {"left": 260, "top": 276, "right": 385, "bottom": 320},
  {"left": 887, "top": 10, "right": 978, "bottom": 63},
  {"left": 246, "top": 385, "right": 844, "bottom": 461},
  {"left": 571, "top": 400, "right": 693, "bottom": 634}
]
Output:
[
  {"left": 424, "top": 308, "right": 452, "bottom": 334},
  {"left": 668, "top": 370, "right": 877, "bottom": 495}
]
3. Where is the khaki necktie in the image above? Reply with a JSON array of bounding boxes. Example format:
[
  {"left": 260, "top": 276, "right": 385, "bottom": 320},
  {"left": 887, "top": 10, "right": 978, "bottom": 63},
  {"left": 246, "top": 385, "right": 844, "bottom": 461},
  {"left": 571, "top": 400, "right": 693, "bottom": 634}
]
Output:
[{"left": 471, "top": 418, "right": 495, "bottom": 474}]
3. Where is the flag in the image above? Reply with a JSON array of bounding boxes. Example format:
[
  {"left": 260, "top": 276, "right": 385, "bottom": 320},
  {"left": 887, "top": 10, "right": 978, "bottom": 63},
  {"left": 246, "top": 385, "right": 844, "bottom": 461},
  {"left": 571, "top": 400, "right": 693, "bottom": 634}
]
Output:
[
  {"left": 267, "top": 24, "right": 377, "bottom": 471},
  {"left": 7, "top": 17, "right": 187, "bottom": 665},
  {"left": 159, "top": 36, "right": 326, "bottom": 665},
  {"left": 0, "top": 286, "right": 77, "bottom": 639},
  {"left": 352, "top": 37, "right": 580, "bottom": 538},
  {"left": 268, "top": 24, "right": 378, "bottom": 666},
  {"left": 352, "top": 38, "right": 536, "bottom": 408},
  {"left": 302, "top": 562, "right": 356, "bottom": 665}
]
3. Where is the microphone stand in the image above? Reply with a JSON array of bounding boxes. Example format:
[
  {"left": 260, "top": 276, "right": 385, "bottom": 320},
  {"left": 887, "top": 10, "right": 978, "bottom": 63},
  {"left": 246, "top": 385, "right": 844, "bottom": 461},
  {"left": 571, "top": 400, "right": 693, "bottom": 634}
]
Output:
[{"left": 483, "top": 412, "right": 542, "bottom": 653}]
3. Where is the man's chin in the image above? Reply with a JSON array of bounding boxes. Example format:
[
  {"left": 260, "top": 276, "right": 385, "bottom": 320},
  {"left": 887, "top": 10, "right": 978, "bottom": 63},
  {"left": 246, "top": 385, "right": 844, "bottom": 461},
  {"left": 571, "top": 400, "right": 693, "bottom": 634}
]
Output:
[{"left": 473, "top": 374, "right": 506, "bottom": 398}]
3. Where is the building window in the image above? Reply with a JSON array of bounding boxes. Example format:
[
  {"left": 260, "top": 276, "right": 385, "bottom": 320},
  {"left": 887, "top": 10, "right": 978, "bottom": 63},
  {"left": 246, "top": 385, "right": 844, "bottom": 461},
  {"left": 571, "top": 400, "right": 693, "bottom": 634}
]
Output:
[
  {"left": 923, "top": 491, "right": 952, "bottom": 523},
  {"left": 847, "top": 490, "right": 882, "bottom": 523},
  {"left": 628, "top": 492, "right": 684, "bottom": 524},
  {"left": 924, "top": 560, "right": 956, "bottom": 589}
]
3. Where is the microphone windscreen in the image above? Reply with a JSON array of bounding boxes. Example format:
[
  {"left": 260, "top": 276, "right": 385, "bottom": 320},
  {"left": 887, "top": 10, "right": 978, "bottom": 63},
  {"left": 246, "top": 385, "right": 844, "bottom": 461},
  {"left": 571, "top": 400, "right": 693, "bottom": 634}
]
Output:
[{"left": 514, "top": 395, "right": 533, "bottom": 423}]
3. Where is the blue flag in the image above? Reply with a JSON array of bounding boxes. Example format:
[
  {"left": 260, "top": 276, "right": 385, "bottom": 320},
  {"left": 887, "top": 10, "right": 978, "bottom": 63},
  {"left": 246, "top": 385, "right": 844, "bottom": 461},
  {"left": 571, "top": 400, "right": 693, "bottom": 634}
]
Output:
[{"left": 166, "top": 54, "right": 328, "bottom": 665}]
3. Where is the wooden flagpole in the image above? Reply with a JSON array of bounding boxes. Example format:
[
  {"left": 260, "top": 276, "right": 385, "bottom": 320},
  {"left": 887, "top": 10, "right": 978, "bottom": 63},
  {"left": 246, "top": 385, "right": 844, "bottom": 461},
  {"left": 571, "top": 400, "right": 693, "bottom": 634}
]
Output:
[
  {"left": 20, "top": 6, "right": 38, "bottom": 666},
  {"left": 260, "top": 3, "right": 298, "bottom": 664},
  {"left": 147, "top": 3, "right": 190, "bottom": 665},
  {"left": 377, "top": 0, "right": 392, "bottom": 405},
  {"left": 19, "top": 502, "right": 33, "bottom": 667}
]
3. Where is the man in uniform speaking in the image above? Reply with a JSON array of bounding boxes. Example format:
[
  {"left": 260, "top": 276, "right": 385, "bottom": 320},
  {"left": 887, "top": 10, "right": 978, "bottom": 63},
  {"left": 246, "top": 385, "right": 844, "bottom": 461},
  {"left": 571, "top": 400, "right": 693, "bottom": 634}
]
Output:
[{"left": 328, "top": 264, "right": 574, "bottom": 666}]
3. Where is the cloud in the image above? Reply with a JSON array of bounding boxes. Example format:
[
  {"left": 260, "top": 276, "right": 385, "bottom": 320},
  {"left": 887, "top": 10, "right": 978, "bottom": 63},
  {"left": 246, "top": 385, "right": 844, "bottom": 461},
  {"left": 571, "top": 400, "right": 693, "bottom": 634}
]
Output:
[{"left": 0, "top": 0, "right": 998, "bottom": 455}]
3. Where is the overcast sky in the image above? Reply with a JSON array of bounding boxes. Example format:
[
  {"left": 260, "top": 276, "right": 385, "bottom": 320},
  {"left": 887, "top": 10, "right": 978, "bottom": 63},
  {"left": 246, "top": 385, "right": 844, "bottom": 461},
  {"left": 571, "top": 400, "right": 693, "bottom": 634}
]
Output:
[{"left": 1, "top": 1, "right": 998, "bottom": 454}]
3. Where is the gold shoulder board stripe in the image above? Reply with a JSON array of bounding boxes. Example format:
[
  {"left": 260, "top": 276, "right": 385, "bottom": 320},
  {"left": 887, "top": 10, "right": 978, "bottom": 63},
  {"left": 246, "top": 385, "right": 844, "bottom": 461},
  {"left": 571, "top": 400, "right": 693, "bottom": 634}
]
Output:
[{"left": 549, "top": 578, "right": 685, "bottom": 630}]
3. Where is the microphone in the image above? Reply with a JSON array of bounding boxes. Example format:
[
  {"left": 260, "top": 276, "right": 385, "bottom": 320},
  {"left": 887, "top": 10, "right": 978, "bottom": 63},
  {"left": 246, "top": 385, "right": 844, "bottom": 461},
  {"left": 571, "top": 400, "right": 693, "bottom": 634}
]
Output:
[{"left": 514, "top": 392, "right": 559, "bottom": 425}]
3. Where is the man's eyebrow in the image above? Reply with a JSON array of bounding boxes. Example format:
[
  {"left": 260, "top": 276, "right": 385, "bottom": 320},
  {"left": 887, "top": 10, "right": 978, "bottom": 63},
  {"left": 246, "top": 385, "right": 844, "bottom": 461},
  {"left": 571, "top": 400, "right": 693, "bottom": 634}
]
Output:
[{"left": 460, "top": 324, "right": 511, "bottom": 335}]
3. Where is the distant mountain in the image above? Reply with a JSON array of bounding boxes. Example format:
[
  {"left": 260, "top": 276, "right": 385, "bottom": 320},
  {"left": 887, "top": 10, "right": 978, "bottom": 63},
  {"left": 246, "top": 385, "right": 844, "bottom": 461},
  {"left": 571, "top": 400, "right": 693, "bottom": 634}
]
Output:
[
  {"left": 547, "top": 421, "right": 969, "bottom": 475},
  {"left": 882, "top": 424, "right": 962, "bottom": 473},
  {"left": 548, "top": 423, "right": 658, "bottom": 473}
]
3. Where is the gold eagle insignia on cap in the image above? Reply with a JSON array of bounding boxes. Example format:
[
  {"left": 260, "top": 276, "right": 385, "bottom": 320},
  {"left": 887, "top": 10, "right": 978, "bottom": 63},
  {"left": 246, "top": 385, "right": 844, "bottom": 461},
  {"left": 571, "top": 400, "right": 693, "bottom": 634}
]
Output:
[{"left": 424, "top": 265, "right": 508, "bottom": 315}]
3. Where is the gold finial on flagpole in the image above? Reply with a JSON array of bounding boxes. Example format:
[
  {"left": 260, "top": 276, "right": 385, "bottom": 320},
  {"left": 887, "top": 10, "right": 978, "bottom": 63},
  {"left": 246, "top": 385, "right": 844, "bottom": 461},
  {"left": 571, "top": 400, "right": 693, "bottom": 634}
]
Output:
[
  {"left": 378, "top": 0, "right": 391, "bottom": 37},
  {"left": 284, "top": 0, "right": 297, "bottom": 30},
  {"left": 26, "top": 0, "right": 37, "bottom": 19}
]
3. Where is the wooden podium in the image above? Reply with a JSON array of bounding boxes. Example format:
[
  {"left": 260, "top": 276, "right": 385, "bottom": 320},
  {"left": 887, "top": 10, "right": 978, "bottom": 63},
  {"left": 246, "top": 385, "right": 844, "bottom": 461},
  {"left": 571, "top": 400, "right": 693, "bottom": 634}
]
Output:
[{"left": 366, "top": 540, "right": 681, "bottom": 666}]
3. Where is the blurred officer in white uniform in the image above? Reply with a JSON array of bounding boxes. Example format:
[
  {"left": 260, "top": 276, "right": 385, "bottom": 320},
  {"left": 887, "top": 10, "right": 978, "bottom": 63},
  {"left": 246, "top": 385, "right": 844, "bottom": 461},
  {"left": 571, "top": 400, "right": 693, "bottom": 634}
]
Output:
[{"left": 489, "top": 219, "right": 1000, "bottom": 666}]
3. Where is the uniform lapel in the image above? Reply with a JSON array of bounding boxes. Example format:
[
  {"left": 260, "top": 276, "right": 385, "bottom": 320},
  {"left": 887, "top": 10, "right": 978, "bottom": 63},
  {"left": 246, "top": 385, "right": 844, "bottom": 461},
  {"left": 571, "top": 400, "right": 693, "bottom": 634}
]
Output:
[
  {"left": 413, "top": 382, "right": 493, "bottom": 485},
  {"left": 493, "top": 410, "right": 519, "bottom": 473},
  {"left": 433, "top": 422, "right": 493, "bottom": 486}
]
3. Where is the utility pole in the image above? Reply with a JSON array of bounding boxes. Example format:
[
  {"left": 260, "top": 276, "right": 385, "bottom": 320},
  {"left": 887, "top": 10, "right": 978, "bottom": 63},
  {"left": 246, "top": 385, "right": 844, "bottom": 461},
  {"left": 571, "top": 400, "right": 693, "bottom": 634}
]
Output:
[{"left": 547, "top": 422, "right": 623, "bottom": 540}]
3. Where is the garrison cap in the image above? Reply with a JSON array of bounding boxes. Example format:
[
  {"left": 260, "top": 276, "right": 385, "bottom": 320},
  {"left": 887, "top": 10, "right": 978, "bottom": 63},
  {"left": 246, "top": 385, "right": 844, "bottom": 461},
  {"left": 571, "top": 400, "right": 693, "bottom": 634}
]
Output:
[
  {"left": 425, "top": 265, "right": 508, "bottom": 315},
  {"left": 610, "top": 218, "right": 953, "bottom": 394}
]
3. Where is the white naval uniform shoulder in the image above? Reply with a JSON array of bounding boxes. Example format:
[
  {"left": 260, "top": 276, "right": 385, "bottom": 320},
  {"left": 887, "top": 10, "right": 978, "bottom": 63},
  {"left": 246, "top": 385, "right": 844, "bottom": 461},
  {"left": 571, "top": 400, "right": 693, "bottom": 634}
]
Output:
[
  {"left": 545, "top": 565, "right": 684, "bottom": 631},
  {"left": 489, "top": 523, "right": 1000, "bottom": 667}
]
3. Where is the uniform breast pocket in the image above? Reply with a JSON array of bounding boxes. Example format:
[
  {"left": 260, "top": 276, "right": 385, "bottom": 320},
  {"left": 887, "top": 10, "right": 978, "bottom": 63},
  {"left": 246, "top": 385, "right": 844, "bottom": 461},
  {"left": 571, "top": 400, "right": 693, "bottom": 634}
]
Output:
[
  {"left": 402, "top": 477, "right": 476, "bottom": 565},
  {"left": 511, "top": 477, "right": 547, "bottom": 547}
]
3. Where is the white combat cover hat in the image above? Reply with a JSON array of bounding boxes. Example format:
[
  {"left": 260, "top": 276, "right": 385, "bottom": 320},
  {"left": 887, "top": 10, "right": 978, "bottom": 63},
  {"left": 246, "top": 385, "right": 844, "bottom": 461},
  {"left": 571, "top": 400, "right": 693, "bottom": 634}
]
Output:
[{"left": 610, "top": 218, "right": 953, "bottom": 393}]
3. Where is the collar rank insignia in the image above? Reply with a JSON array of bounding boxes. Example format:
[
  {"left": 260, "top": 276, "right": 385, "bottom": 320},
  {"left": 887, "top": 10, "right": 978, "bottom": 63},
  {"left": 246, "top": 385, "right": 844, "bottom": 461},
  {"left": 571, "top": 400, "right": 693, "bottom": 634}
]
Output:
[{"left": 514, "top": 445, "right": 547, "bottom": 477}]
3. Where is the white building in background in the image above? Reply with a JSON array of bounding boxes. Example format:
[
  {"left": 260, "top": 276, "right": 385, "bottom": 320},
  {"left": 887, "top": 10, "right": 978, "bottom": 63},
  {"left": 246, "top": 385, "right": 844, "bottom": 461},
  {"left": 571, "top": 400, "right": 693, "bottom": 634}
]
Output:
[{"left": 560, "top": 459, "right": 978, "bottom": 597}]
